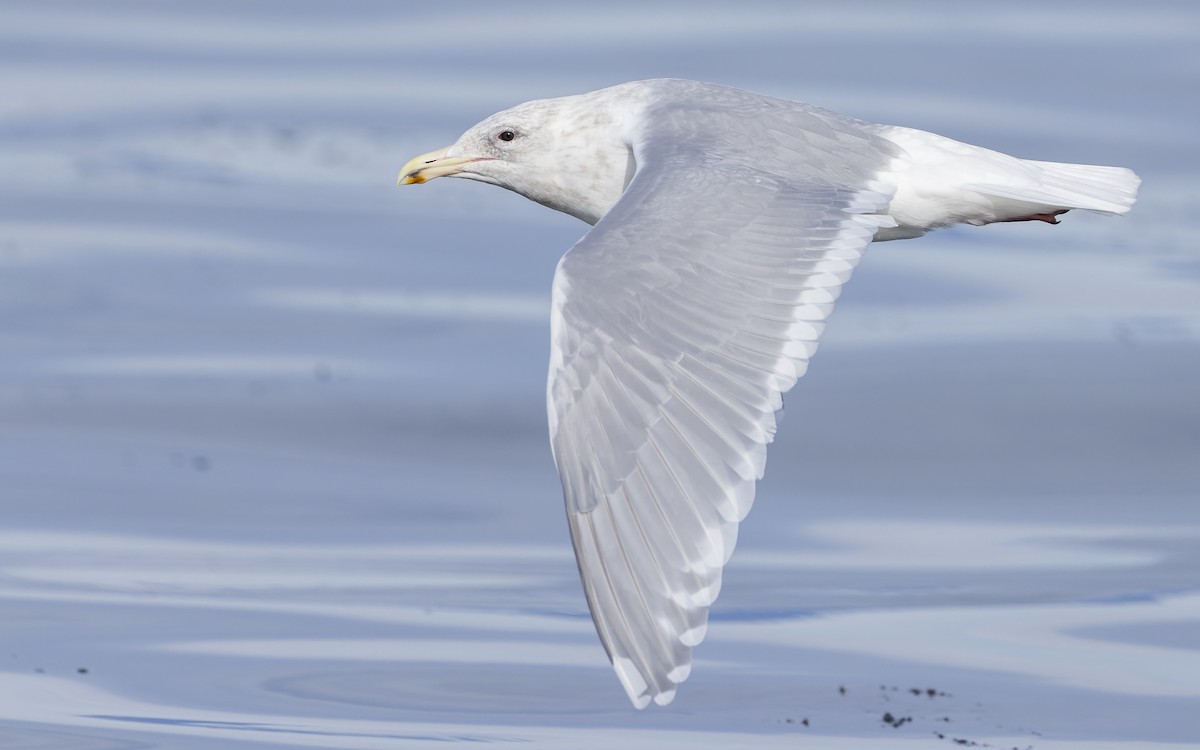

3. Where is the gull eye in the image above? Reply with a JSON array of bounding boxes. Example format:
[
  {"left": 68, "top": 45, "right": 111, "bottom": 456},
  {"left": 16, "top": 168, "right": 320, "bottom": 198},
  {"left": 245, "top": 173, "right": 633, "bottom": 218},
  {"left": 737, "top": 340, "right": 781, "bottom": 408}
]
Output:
[{"left": 497, "top": 129, "right": 516, "bottom": 142}]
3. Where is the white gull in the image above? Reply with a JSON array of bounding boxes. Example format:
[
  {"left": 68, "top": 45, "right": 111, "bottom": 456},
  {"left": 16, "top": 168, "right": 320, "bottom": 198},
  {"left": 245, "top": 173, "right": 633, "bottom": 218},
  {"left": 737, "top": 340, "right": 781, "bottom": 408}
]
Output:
[{"left": 398, "top": 78, "right": 1139, "bottom": 708}]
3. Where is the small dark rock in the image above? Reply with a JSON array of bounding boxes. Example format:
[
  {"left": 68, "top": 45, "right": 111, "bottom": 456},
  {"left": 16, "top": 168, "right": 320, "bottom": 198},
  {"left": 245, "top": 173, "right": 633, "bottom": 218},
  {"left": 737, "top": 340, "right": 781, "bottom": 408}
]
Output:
[{"left": 882, "top": 712, "right": 912, "bottom": 728}]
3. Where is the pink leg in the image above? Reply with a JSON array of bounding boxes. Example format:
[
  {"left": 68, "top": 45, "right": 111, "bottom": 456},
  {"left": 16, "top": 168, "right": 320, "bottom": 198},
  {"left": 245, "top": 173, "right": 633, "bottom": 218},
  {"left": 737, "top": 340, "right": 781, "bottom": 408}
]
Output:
[{"left": 996, "top": 209, "right": 1069, "bottom": 225}]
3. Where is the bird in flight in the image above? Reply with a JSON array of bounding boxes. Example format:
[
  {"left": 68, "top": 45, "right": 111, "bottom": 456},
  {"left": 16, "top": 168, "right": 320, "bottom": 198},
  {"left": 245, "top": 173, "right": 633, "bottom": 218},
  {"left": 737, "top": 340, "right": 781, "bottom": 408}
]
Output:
[{"left": 398, "top": 78, "right": 1139, "bottom": 708}]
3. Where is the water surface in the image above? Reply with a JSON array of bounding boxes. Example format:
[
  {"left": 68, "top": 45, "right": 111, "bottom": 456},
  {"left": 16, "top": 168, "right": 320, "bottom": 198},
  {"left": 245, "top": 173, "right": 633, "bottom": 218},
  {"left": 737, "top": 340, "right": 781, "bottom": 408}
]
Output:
[{"left": 2, "top": 2, "right": 1198, "bottom": 747}]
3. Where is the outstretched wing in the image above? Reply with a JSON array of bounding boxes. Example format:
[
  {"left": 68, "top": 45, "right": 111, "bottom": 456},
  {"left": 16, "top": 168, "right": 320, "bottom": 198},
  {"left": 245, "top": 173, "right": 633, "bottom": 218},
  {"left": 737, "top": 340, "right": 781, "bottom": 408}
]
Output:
[{"left": 548, "top": 116, "right": 897, "bottom": 708}]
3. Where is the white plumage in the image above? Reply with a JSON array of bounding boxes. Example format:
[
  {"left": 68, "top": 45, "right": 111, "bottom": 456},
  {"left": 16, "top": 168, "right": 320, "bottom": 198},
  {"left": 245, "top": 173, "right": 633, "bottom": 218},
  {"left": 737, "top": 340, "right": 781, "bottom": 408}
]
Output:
[{"left": 398, "top": 78, "right": 1139, "bottom": 708}]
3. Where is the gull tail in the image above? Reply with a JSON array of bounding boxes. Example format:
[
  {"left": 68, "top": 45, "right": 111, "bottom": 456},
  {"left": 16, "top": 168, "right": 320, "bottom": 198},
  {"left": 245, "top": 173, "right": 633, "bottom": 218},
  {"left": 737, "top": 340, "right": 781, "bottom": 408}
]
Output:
[
  {"left": 873, "top": 124, "right": 1141, "bottom": 239},
  {"left": 964, "top": 159, "right": 1141, "bottom": 219}
]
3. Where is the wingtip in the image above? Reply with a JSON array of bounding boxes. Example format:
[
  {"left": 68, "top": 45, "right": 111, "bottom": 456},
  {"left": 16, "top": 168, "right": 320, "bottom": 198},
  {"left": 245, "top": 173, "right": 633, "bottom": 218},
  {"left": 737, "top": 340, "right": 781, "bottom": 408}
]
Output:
[
  {"left": 667, "top": 662, "right": 692, "bottom": 683},
  {"left": 679, "top": 622, "right": 708, "bottom": 647}
]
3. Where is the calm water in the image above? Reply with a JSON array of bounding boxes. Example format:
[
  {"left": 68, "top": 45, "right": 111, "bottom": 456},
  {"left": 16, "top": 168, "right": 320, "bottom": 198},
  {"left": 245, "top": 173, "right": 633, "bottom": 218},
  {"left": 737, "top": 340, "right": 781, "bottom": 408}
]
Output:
[{"left": 2, "top": 2, "right": 1198, "bottom": 747}]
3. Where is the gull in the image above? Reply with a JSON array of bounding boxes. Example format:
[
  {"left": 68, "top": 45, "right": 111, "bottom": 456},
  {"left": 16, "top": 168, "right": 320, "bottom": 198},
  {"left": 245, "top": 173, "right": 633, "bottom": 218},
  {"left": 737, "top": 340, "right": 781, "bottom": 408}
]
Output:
[{"left": 398, "top": 78, "right": 1139, "bottom": 708}]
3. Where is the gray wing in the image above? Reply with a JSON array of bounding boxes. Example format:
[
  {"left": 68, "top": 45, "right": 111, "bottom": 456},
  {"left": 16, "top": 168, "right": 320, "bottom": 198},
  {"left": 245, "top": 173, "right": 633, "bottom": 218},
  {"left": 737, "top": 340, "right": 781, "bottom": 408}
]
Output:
[{"left": 548, "top": 107, "right": 897, "bottom": 708}]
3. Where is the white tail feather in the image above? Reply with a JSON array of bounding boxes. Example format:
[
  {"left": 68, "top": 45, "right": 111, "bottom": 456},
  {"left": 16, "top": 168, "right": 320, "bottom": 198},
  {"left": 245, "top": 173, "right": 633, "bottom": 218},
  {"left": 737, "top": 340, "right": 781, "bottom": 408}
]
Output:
[
  {"left": 967, "top": 160, "right": 1140, "bottom": 215},
  {"left": 874, "top": 124, "right": 1141, "bottom": 239}
]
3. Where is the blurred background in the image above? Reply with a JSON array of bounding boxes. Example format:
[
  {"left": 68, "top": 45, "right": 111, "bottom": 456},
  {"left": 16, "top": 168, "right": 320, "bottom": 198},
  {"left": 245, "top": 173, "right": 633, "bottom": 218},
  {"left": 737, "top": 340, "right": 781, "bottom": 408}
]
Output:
[{"left": 1, "top": 2, "right": 1197, "bottom": 748}]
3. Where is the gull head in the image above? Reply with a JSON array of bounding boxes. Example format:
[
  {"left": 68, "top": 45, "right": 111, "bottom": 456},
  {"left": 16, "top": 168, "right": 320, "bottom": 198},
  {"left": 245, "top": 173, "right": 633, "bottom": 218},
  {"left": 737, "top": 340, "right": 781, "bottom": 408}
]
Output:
[{"left": 399, "top": 90, "right": 641, "bottom": 225}]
